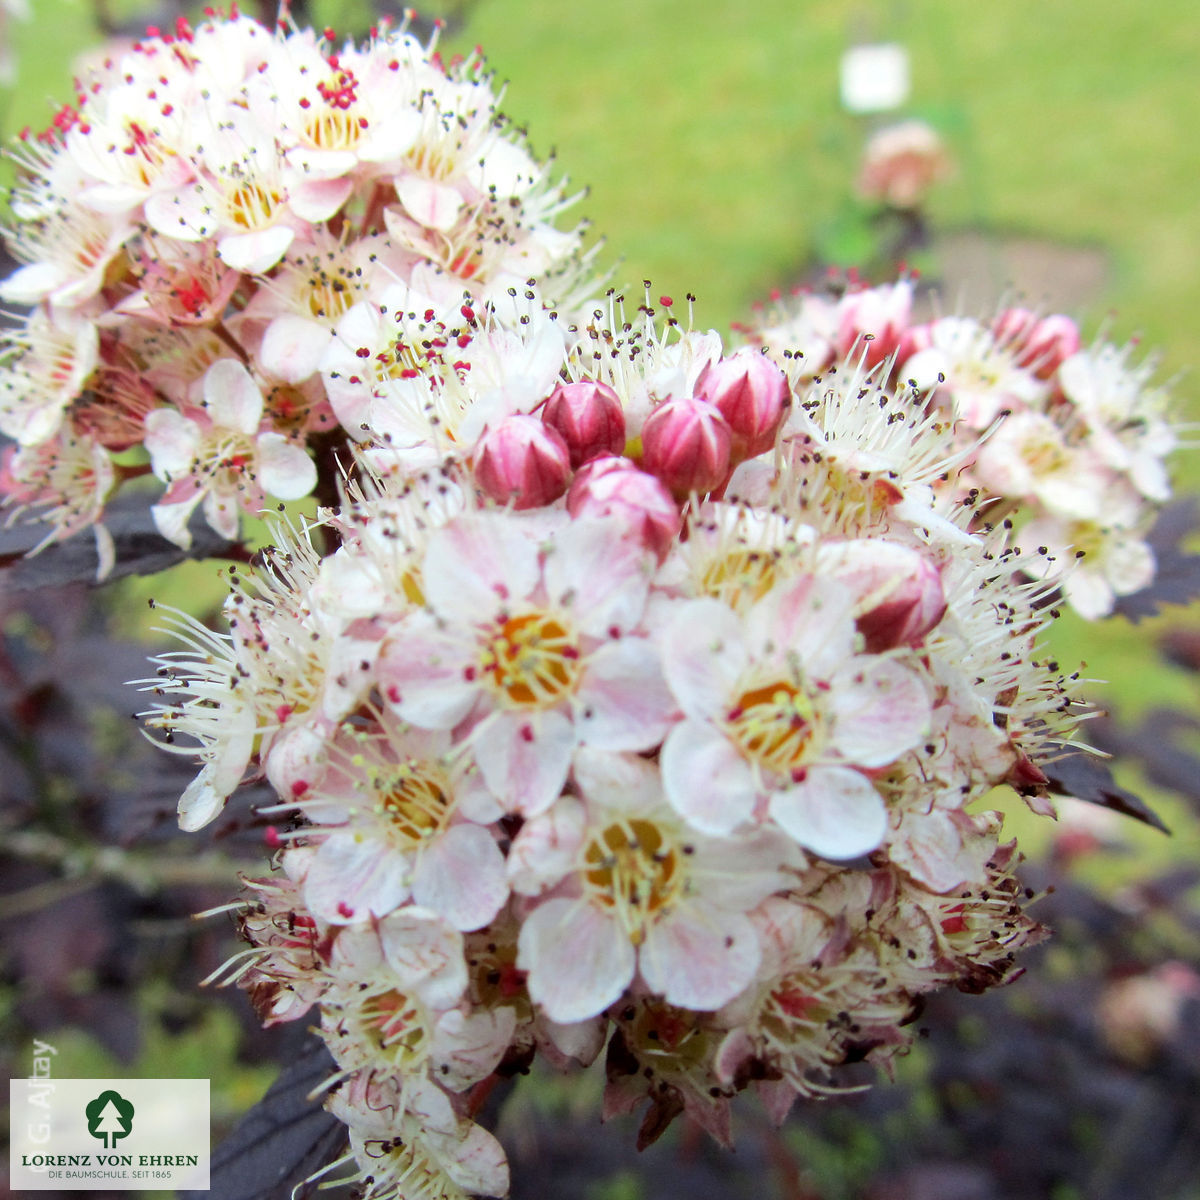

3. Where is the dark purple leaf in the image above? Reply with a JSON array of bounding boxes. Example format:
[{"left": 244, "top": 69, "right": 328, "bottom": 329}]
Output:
[
  {"left": 180, "top": 1034, "right": 347, "bottom": 1200},
  {"left": 1044, "top": 749, "right": 1170, "bottom": 833},
  {"left": 0, "top": 489, "right": 235, "bottom": 590},
  {"left": 1113, "top": 499, "right": 1200, "bottom": 622}
]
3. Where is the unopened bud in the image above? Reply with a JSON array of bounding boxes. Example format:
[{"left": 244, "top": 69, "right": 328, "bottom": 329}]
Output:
[
  {"left": 640, "top": 396, "right": 732, "bottom": 499},
  {"left": 567, "top": 455, "right": 680, "bottom": 560},
  {"left": 822, "top": 540, "right": 947, "bottom": 652},
  {"left": 696, "top": 351, "right": 789, "bottom": 462},
  {"left": 541, "top": 380, "right": 626, "bottom": 467},
  {"left": 995, "top": 308, "right": 1081, "bottom": 380},
  {"left": 474, "top": 415, "right": 571, "bottom": 510},
  {"left": 836, "top": 280, "right": 913, "bottom": 369}
]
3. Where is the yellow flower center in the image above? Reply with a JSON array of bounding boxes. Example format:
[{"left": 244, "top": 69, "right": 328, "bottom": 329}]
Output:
[
  {"left": 357, "top": 988, "right": 429, "bottom": 1068},
  {"left": 727, "top": 679, "right": 818, "bottom": 773},
  {"left": 228, "top": 182, "right": 283, "bottom": 231},
  {"left": 483, "top": 613, "right": 580, "bottom": 708},
  {"left": 583, "top": 818, "right": 681, "bottom": 944},
  {"left": 700, "top": 548, "right": 779, "bottom": 609},
  {"left": 375, "top": 765, "right": 452, "bottom": 848},
  {"left": 304, "top": 108, "right": 363, "bottom": 153}
]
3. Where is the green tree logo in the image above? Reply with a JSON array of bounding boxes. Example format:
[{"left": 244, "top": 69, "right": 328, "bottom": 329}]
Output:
[{"left": 85, "top": 1090, "right": 135, "bottom": 1149}]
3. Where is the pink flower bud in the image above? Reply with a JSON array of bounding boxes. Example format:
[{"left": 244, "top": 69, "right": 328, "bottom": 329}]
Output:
[
  {"left": 639, "top": 396, "right": 732, "bottom": 499},
  {"left": 836, "top": 279, "right": 913, "bottom": 369},
  {"left": 474, "top": 415, "right": 571, "bottom": 510},
  {"left": 567, "top": 455, "right": 680, "bottom": 560},
  {"left": 541, "top": 380, "right": 626, "bottom": 467},
  {"left": 995, "top": 309, "right": 1081, "bottom": 380},
  {"left": 824, "top": 541, "right": 947, "bottom": 652},
  {"left": 695, "top": 351, "right": 790, "bottom": 462},
  {"left": 856, "top": 555, "right": 946, "bottom": 652}
]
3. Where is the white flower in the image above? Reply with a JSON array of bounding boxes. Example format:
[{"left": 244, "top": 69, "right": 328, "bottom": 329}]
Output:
[
  {"left": 661, "top": 575, "right": 930, "bottom": 855},
  {"left": 145, "top": 358, "right": 316, "bottom": 547},
  {"left": 513, "top": 749, "right": 795, "bottom": 1023},
  {"left": 378, "top": 510, "right": 675, "bottom": 815}
]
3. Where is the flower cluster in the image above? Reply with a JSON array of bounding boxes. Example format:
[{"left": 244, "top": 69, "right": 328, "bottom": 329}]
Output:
[
  {"left": 739, "top": 279, "right": 1177, "bottom": 616},
  {"left": 144, "top": 276, "right": 1081, "bottom": 1195},
  {"left": 0, "top": 9, "right": 593, "bottom": 572}
]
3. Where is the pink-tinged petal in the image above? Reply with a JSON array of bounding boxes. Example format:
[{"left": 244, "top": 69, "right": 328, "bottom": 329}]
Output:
[
  {"left": 378, "top": 616, "right": 479, "bottom": 729},
  {"left": 151, "top": 493, "right": 203, "bottom": 550},
  {"left": 432, "top": 1007, "right": 517, "bottom": 1092},
  {"left": 828, "top": 658, "right": 929, "bottom": 766},
  {"left": 507, "top": 794, "right": 587, "bottom": 895},
  {"left": 714, "top": 1027, "right": 757, "bottom": 1087},
  {"left": 144, "top": 186, "right": 211, "bottom": 241},
  {"left": 890, "top": 809, "right": 990, "bottom": 893},
  {"left": 144, "top": 408, "right": 202, "bottom": 479},
  {"left": 376, "top": 907, "right": 467, "bottom": 1010},
  {"left": 412, "top": 824, "right": 508, "bottom": 931},
  {"left": 572, "top": 746, "right": 662, "bottom": 813},
  {"left": 660, "top": 719, "right": 757, "bottom": 835},
  {"left": 264, "top": 718, "right": 332, "bottom": 798},
  {"left": 751, "top": 574, "right": 856, "bottom": 678},
  {"left": 544, "top": 519, "right": 651, "bottom": 636},
  {"left": 769, "top": 765, "right": 887, "bottom": 859},
  {"left": 472, "top": 708, "right": 575, "bottom": 817},
  {"left": 663, "top": 598, "right": 748, "bottom": 720},
  {"left": 261, "top": 314, "right": 334, "bottom": 383},
  {"left": 305, "top": 834, "right": 411, "bottom": 924},
  {"left": 396, "top": 174, "right": 466, "bottom": 231},
  {"left": 218, "top": 225, "right": 296, "bottom": 274},
  {"left": 289, "top": 175, "right": 354, "bottom": 222},
  {"left": 257, "top": 433, "right": 317, "bottom": 500},
  {"left": 203, "top": 358, "right": 263, "bottom": 434},
  {"left": 439, "top": 1117, "right": 510, "bottom": 1198},
  {"left": 574, "top": 639, "right": 676, "bottom": 751},
  {"left": 639, "top": 905, "right": 760, "bottom": 1011},
  {"left": 757, "top": 1078, "right": 800, "bottom": 1126},
  {"left": 538, "top": 1015, "right": 608, "bottom": 1067},
  {"left": 0, "top": 261, "right": 67, "bottom": 305},
  {"left": 203, "top": 487, "right": 242, "bottom": 541},
  {"left": 423, "top": 512, "right": 540, "bottom": 622},
  {"left": 519, "top": 897, "right": 635, "bottom": 1023}
]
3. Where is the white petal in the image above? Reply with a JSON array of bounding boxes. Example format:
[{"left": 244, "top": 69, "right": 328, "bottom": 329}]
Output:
[
  {"left": 305, "top": 834, "right": 410, "bottom": 923},
  {"left": 769, "top": 765, "right": 887, "bottom": 859},
  {"left": 423, "top": 512, "right": 540, "bottom": 622},
  {"left": 412, "top": 824, "right": 508, "bottom": 931},
  {"left": 473, "top": 708, "right": 575, "bottom": 816},
  {"left": 828, "top": 658, "right": 930, "bottom": 766},
  {"left": 574, "top": 639, "right": 676, "bottom": 751},
  {"left": 261, "top": 314, "right": 334, "bottom": 383},
  {"left": 396, "top": 174, "right": 466, "bottom": 231},
  {"left": 660, "top": 719, "right": 757, "bottom": 835},
  {"left": 218, "top": 225, "right": 296, "bottom": 274},
  {"left": 518, "top": 897, "right": 634, "bottom": 1023},
  {"left": 640, "top": 905, "right": 760, "bottom": 1011},
  {"left": 257, "top": 433, "right": 317, "bottom": 500},
  {"left": 663, "top": 598, "right": 747, "bottom": 720},
  {"left": 204, "top": 358, "right": 263, "bottom": 434}
]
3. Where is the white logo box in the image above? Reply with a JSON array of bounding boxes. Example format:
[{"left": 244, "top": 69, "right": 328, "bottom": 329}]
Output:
[{"left": 10, "top": 1078, "right": 209, "bottom": 1191}]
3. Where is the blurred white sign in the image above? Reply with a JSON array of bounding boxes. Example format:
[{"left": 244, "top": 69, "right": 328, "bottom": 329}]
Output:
[{"left": 839, "top": 43, "right": 912, "bottom": 114}]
